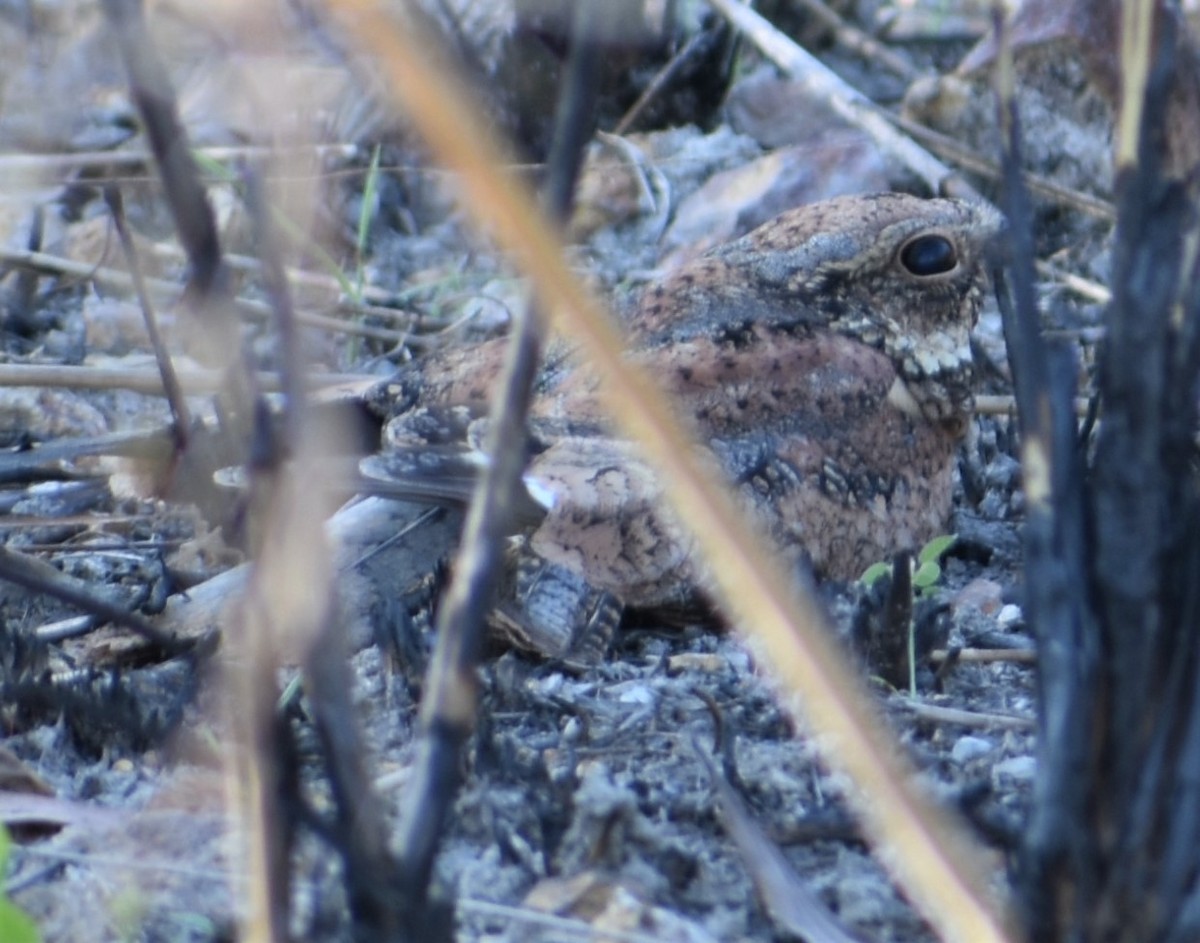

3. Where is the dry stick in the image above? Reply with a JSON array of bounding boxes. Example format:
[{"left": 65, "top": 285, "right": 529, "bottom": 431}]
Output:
[
  {"left": 0, "top": 246, "right": 407, "bottom": 343},
  {"left": 455, "top": 899, "right": 665, "bottom": 943},
  {"left": 0, "top": 428, "right": 175, "bottom": 482},
  {"left": 0, "top": 143, "right": 361, "bottom": 178},
  {"left": 0, "top": 364, "right": 371, "bottom": 396},
  {"left": 787, "top": 0, "right": 918, "bottom": 81},
  {"left": 890, "top": 113, "right": 1118, "bottom": 221},
  {"left": 897, "top": 699, "right": 1036, "bottom": 731},
  {"left": 612, "top": 26, "right": 721, "bottom": 135},
  {"left": 101, "top": 0, "right": 227, "bottom": 306},
  {"left": 246, "top": 164, "right": 400, "bottom": 940},
  {"left": 706, "top": 0, "right": 970, "bottom": 198},
  {"left": 223, "top": 311, "right": 297, "bottom": 939},
  {"left": 329, "top": 3, "right": 1014, "bottom": 942},
  {"left": 104, "top": 185, "right": 192, "bottom": 448},
  {"left": 1089, "top": 3, "right": 1200, "bottom": 933},
  {"left": 733, "top": 0, "right": 1114, "bottom": 224},
  {"left": 148, "top": 243, "right": 421, "bottom": 324},
  {"left": 225, "top": 574, "right": 291, "bottom": 943},
  {"left": 929, "top": 648, "right": 1037, "bottom": 665},
  {"left": 99, "top": 0, "right": 242, "bottom": 442},
  {"left": 6, "top": 210, "right": 44, "bottom": 333},
  {"left": 102, "top": 2, "right": 283, "bottom": 936},
  {"left": 1036, "top": 262, "right": 1112, "bottom": 304},
  {"left": 392, "top": 0, "right": 601, "bottom": 922},
  {"left": 392, "top": 294, "right": 543, "bottom": 914},
  {"left": 976, "top": 394, "right": 1092, "bottom": 418},
  {"left": 243, "top": 170, "right": 305, "bottom": 451},
  {"left": 697, "top": 745, "right": 864, "bottom": 943},
  {"left": 0, "top": 545, "right": 189, "bottom": 654},
  {"left": 989, "top": 9, "right": 1103, "bottom": 936},
  {"left": 227, "top": 164, "right": 370, "bottom": 941}
]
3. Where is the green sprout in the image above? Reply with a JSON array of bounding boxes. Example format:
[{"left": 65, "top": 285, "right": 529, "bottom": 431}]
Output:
[
  {"left": 858, "top": 534, "right": 958, "bottom": 695},
  {"left": 0, "top": 826, "right": 40, "bottom": 943},
  {"left": 862, "top": 533, "right": 956, "bottom": 596}
]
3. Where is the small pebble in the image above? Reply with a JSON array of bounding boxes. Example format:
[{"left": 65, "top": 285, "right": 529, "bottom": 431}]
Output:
[
  {"left": 951, "top": 735, "right": 994, "bottom": 764},
  {"left": 666, "top": 653, "right": 727, "bottom": 674},
  {"left": 997, "top": 603, "right": 1024, "bottom": 628},
  {"left": 531, "top": 672, "right": 566, "bottom": 697},
  {"left": 952, "top": 577, "right": 1003, "bottom": 615},
  {"left": 561, "top": 716, "right": 584, "bottom": 744},
  {"left": 613, "top": 682, "right": 655, "bottom": 706},
  {"left": 994, "top": 755, "right": 1037, "bottom": 781}
]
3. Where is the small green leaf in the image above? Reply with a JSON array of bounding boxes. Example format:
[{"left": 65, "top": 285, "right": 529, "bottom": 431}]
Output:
[
  {"left": 919, "top": 533, "right": 957, "bottom": 565},
  {"left": 354, "top": 143, "right": 384, "bottom": 304},
  {"left": 0, "top": 826, "right": 40, "bottom": 943},
  {"left": 0, "top": 901, "right": 40, "bottom": 943},
  {"left": 860, "top": 561, "right": 892, "bottom": 587},
  {"left": 913, "top": 560, "right": 941, "bottom": 589},
  {"left": 190, "top": 150, "right": 237, "bottom": 184}
]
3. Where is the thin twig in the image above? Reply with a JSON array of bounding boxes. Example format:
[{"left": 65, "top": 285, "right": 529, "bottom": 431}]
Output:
[
  {"left": 1035, "top": 261, "right": 1112, "bottom": 303},
  {"left": 391, "top": 0, "right": 601, "bottom": 921},
  {"left": 613, "top": 27, "right": 720, "bottom": 135},
  {"left": 697, "top": 744, "right": 866, "bottom": 943},
  {"left": 0, "top": 428, "right": 175, "bottom": 481},
  {"left": 0, "top": 364, "right": 370, "bottom": 396},
  {"left": 11, "top": 844, "right": 236, "bottom": 886},
  {"left": 896, "top": 699, "right": 1036, "bottom": 731},
  {"left": 0, "top": 545, "right": 190, "bottom": 654},
  {"left": 249, "top": 159, "right": 403, "bottom": 937},
  {"left": 428, "top": 897, "right": 669, "bottom": 943},
  {"left": 0, "top": 245, "right": 408, "bottom": 342},
  {"left": 146, "top": 244, "right": 422, "bottom": 324},
  {"left": 243, "top": 169, "right": 306, "bottom": 452},
  {"left": 929, "top": 648, "right": 1037, "bottom": 664},
  {"left": 706, "top": 0, "right": 971, "bottom": 197},
  {"left": 0, "top": 143, "right": 361, "bottom": 178},
  {"left": 891, "top": 113, "right": 1117, "bottom": 220},
  {"left": 105, "top": 185, "right": 192, "bottom": 448},
  {"left": 976, "top": 394, "right": 1092, "bottom": 417},
  {"left": 787, "top": 0, "right": 918, "bottom": 80},
  {"left": 100, "top": 0, "right": 236, "bottom": 380}
]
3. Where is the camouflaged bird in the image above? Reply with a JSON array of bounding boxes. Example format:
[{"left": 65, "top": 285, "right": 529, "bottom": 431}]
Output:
[{"left": 362, "top": 192, "right": 1002, "bottom": 663}]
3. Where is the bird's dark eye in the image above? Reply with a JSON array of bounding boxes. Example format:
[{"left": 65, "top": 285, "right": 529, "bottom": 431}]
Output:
[{"left": 900, "top": 234, "right": 958, "bottom": 276}]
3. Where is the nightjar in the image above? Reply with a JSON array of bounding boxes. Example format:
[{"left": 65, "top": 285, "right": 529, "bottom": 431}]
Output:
[{"left": 362, "top": 192, "right": 1002, "bottom": 662}]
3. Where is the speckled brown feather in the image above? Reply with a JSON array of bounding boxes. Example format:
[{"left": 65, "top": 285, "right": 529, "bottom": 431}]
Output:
[{"left": 370, "top": 192, "right": 1001, "bottom": 646}]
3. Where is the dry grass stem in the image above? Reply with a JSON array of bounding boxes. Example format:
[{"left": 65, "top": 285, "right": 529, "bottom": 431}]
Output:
[
  {"left": 893, "top": 114, "right": 1116, "bottom": 220},
  {"left": 326, "top": 2, "right": 1015, "bottom": 940},
  {"left": 787, "top": 0, "right": 918, "bottom": 80},
  {"left": 897, "top": 699, "right": 1036, "bottom": 731},
  {"left": 975, "top": 394, "right": 1092, "bottom": 418}
]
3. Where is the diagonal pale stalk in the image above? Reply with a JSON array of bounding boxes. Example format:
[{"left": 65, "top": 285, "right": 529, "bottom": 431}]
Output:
[
  {"left": 1115, "top": 0, "right": 1154, "bottom": 170},
  {"left": 327, "top": 2, "right": 1016, "bottom": 940}
]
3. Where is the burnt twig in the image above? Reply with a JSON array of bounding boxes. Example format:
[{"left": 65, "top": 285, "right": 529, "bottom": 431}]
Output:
[
  {"left": 391, "top": 1, "right": 602, "bottom": 931},
  {"left": 103, "top": 184, "right": 192, "bottom": 449},
  {"left": 0, "top": 546, "right": 190, "bottom": 655},
  {"left": 100, "top": 0, "right": 231, "bottom": 316},
  {"left": 991, "top": 9, "right": 1101, "bottom": 931},
  {"left": 996, "top": 2, "right": 1200, "bottom": 938}
]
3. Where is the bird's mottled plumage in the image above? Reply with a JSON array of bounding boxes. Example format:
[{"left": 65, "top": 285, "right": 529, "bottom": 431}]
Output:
[{"left": 364, "top": 192, "right": 1002, "bottom": 660}]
